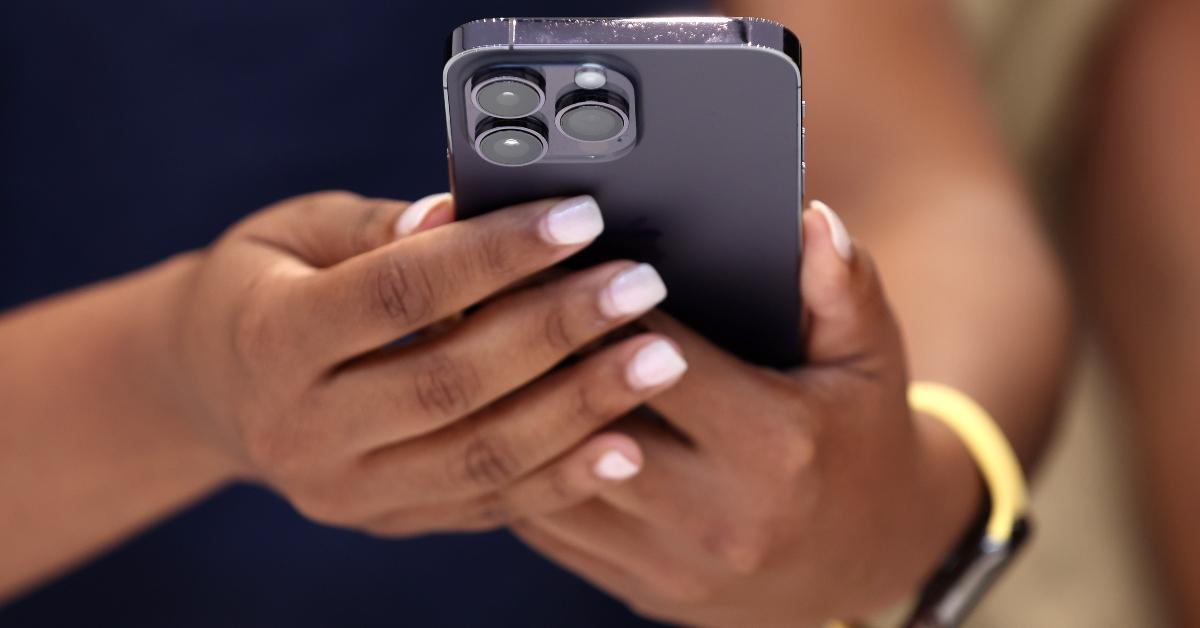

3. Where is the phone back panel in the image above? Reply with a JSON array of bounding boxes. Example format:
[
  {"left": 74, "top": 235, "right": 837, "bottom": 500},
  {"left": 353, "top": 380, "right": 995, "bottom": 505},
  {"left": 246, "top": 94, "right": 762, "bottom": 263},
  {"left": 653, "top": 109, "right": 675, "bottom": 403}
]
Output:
[{"left": 444, "top": 18, "right": 803, "bottom": 367}]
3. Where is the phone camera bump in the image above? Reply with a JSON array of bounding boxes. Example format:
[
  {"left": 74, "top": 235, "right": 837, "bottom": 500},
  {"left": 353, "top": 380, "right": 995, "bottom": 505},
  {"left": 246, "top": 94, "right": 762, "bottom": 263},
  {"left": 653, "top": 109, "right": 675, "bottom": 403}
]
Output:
[
  {"left": 555, "top": 91, "right": 629, "bottom": 143},
  {"left": 474, "top": 117, "right": 548, "bottom": 167},
  {"left": 471, "top": 69, "right": 546, "bottom": 119}
]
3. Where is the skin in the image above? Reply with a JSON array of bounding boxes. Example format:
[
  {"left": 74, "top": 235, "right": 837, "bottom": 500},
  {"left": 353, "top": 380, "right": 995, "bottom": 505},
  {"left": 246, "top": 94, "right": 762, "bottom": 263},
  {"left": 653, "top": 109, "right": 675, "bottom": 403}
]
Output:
[
  {"left": 512, "top": 1, "right": 1071, "bottom": 624},
  {"left": 1072, "top": 0, "right": 1200, "bottom": 624},
  {"left": 0, "top": 1, "right": 1072, "bottom": 625},
  {"left": 0, "top": 192, "right": 683, "bottom": 598},
  {"left": 515, "top": 209, "right": 957, "bottom": 625}
]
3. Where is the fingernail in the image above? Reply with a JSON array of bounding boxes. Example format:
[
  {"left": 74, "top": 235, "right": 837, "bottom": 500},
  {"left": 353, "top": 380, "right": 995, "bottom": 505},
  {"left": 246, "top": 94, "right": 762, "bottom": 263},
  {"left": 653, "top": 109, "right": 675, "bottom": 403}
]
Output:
[
  {"left": 626, "top": 339, "right": 688, "bottom": 390},
  {"left": 810, "top": 200, "right": 854, "bottom": 262},
  {"left": 541, "top": 195, "right": 604, "bottom": 245},
  {"left": 396, "top": 192, "right": 452, "bottom": 237},
  {"left": 600, "top": 264, "right": 667, "bottom": 318},
  {"left": 594, "top": 450, "right": 641, "bottom": 481}
]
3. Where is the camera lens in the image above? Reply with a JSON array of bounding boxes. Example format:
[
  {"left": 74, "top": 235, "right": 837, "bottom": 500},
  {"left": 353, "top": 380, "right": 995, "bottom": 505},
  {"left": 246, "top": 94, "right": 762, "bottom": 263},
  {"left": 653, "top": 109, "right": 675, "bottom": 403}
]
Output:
[
  {"left": 472, "top": 71, "right": 545, "bottom": 119},
  {"left": 556, "top": 91, "right": 629, "bottom": 143},
  {"left": 475, "top": 118, "right": 548, "bottom": 167}
]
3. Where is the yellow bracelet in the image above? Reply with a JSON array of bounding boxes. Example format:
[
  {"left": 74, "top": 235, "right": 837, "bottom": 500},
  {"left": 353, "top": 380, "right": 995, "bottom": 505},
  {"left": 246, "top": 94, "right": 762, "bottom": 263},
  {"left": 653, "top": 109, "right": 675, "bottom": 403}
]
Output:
[
  {"left": 908, "top": 381, "right": 1028, "bottom": 544},
  {"left": 828, "top": 381, "right": 1031, "bottom": 628}
]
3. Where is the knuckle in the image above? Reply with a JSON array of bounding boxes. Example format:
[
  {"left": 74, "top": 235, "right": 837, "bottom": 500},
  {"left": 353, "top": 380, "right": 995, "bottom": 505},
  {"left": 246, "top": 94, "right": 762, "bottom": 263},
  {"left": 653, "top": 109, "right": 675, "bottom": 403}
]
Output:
[
  {"left": 469, "top": 492, "right": 514, "bottom": 529},
  {"left": 371, "top": 254, "right": 435, "bottom": 327},
  {"left": 768, "top": 423, "right": 818, "bottom": 478},
  {"left": 413, "top": 353, "right": 480, "bottom": 418},
  {"left": 625, "top": 599, "right": 678, "bottom": 625},
  {"left": 474, "top": 228, "right": 520, "bottom": 277},
  {"left": 750, "top": 388, "right": 819, "bottom": 478},
  {"left": 306, "top": 189, "right": 360, "bottom": 205},
  {"left": 698, "top": 522, "right": 770, "bottom": 576},
  {"left": 547, "top": 463, "right": 579, "bottom": 504},
  {"left": 847, "top": 249, "right": 889, "bottom": 316},
  {"left": 236, "top": 405, "right": 328, "bottom": 480},
  {"left": 319, "top": 189, "right": 359, "bottom": 200},
  {"left": 458, "top": 434, "right": 520, "bottom": 489},
  {"left": 349, "top": 201, "right": 390, "bottom": 254},
  {"left": 285, "top": 467, "right": 375, "bottom": 527},
  {"left": 855, "top": 274, "right": 887, "bottom": 320},
  {"left": 291, "top": 190, "right": 360, "bottom": 217},
  {"left": 240, "top": 420, "right": 303, "bottom": 474},
  {"left": 716, "top": 531, "right": 770, "bottom": 576},
  {"left": 363, "top": 517, "right": 423, "bottom": 539},
  {"left": 360, "top": 520, "right": 403, "bottom": 538},
  {"left": 230, "top": 283, "right": 284, "bottom": 373},
  {"left": 541, "top": 300, "right": 578, "bottom": 352},
  {"left": 571, "top": 382, "right": 611, "bottom": 426},
  {"left": 652, "top": 572, "right": 713, "bottom": 605},
  {"left": 290, "top": 490, "right": 353, "bottom": 527}
]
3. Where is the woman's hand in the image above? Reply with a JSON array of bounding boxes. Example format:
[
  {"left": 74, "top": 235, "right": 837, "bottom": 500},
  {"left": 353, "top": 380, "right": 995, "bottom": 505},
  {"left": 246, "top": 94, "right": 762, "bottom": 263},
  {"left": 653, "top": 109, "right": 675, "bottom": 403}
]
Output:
[
  {"left": 511, "top": 203, "right": 980, "bottom": 627},
  {"left": 167, "top": 191, "right": 687, "bottom": 535}
]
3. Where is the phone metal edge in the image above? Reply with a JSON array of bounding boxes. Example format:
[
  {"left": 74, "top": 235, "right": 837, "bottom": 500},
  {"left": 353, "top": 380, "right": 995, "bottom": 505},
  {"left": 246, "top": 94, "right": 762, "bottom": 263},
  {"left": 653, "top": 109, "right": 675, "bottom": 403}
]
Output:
[{"left": 445, "top": 17, "right": 800, "bottom": 73}]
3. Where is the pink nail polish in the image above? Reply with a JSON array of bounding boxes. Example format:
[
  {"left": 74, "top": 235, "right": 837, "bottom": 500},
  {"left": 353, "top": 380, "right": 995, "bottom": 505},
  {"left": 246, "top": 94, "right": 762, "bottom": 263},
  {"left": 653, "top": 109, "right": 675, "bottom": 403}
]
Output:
[
  {"left": 540, "top": 195, "right": 604, "bottom": 245},
  {"left": 626, "top": 340, "right": 688, "bottom": 390},
  {"left": 396, "top": 193, "right": 452, "bottom": 237},
  {"left": 594, "top": 450, "right": 640, "bottom": 480},
  {"left": 599, "top": 264, "right": 667, "bottom": 318},
  {"left": 810, "top": 200, "right": 854, "bottom": 262}
]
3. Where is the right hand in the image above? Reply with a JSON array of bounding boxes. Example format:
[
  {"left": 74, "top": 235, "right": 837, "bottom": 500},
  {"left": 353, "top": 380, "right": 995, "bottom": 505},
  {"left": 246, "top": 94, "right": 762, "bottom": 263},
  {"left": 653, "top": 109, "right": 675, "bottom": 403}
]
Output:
[{"left": 166, "top": 190, "right": 687, "bottom": 535}]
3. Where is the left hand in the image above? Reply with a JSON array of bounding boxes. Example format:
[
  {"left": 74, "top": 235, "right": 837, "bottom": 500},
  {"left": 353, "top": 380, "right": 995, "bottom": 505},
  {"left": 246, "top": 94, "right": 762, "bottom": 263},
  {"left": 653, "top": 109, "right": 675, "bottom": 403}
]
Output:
[{"left": 511, "top": 203, "right": 980, "bottom": 627}]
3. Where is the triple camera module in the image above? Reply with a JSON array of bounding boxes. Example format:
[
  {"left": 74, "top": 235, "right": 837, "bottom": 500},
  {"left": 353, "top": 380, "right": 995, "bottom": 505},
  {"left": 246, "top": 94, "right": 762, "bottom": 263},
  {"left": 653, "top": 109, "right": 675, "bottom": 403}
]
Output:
[{"left": 467, "top": 63, "right": 636, "bottom": 167}]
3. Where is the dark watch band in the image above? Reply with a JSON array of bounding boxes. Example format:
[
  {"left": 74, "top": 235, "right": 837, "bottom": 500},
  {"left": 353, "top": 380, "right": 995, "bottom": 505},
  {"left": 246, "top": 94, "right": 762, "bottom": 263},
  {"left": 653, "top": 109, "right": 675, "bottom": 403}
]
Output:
[{"left": 903, "top": 506, "right": 1032, "bottom": 628}]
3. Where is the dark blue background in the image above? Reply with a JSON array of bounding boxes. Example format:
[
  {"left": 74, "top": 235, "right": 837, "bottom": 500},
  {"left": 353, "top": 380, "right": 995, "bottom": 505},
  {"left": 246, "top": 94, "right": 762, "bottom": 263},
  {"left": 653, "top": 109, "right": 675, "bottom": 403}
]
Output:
[{"left": 0, "top": 1, "right": 707, "bottom": 626}]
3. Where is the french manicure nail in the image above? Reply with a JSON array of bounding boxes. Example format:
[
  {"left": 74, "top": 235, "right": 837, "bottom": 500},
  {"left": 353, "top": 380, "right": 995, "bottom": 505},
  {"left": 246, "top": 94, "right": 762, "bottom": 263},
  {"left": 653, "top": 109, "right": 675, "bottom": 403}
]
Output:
[
  {"left": 810, "top": 200, "right": 854, "bottom": 262},
  {"left": 396, "top": 192, "right": 452, "bottom": 237},
  {"left": 626, "top": 339, "right": 688, "bottom": 390},
  {"left": 541, "top": 195, "right": 604, "bottom": 245},
  {"left": 594, "top": 450, "right": 641, "bottom": 481},
  {"left": 600, "top": 264, "right": 667, "bottom": 318}
]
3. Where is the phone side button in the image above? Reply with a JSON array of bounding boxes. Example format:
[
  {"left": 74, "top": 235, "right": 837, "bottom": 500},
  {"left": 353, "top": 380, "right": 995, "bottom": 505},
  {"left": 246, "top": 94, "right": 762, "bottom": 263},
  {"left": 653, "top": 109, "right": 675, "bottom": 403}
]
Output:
[{"left": 801, "top": 125, "right": 807, "bottom": 165}]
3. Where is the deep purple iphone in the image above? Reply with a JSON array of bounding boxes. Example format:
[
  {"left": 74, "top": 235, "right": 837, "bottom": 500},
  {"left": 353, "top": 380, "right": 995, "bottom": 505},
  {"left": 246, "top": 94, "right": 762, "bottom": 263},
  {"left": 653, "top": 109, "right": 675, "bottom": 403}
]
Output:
[{"left": 444, "top": 17, "right": 804, "bottom": 367}]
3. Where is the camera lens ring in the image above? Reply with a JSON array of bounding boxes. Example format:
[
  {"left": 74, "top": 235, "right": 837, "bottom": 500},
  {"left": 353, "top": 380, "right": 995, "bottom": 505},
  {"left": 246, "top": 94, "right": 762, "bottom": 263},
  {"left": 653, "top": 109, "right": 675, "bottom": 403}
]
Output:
[
  {"left": 471, "top": 70, "right": 546, "bottom": 119},
  {"left": 555, "top": 91, "right": 630, "bottom": 143},
  {"left": 474, "top": 117, "right": 549, "bottom": 167}
]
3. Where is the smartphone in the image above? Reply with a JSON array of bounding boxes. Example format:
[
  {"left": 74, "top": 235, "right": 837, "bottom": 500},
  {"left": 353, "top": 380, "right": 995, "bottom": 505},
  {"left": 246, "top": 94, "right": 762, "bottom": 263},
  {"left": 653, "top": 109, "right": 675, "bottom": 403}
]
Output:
[{"left": 443, "top": 17, "right": 804, "bottom": 367}]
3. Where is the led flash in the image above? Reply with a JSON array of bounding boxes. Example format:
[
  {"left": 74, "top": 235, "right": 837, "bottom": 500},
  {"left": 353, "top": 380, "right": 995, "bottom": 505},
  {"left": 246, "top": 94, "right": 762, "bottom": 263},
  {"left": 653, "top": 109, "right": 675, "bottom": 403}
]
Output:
[{"left": 574, "top": 64, "right": 607, "bottom": 90}]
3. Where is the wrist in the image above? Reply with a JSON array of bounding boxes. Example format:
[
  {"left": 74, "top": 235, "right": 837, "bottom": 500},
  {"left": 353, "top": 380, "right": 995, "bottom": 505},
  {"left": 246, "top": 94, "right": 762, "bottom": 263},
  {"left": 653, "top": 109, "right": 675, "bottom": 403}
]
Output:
[
  {"left": 122, "top": 252, "right": 246, "bottom": 483},
  {"left": 0, "top": 256, "right": 240, "bottom": 597},
  {"left": 907, "top": 408, "right": 986, "bottom": 577}
]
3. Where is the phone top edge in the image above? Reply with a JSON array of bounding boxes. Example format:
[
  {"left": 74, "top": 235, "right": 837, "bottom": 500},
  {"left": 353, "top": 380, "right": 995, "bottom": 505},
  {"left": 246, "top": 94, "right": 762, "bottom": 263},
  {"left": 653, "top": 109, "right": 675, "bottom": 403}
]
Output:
[{"left": 445, "top": 17, "right": 800, "bottom": 70}]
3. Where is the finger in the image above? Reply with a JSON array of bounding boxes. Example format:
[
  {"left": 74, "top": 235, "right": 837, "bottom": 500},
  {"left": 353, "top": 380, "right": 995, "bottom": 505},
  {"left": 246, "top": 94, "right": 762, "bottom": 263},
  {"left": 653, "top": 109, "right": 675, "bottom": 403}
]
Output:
[
  {"left": 292, "top": 195, "right": 606, "bottom": 365},
  {"left": 637, "top": 202, "right": 905, "bottom": 452},
  {"left": 510, "top": 519, "right": 653, "bottom": 608},
  {"left": 325, "top": 261, "right": 671, "bottom": 445},
  {"left": 635, "top": 310, "right": 807, "bottom": 450},
  {"left": 592, "top": 416, "right": 712, "bottom": 524},
  {"left": 394, "top": 192, "right": 456, "bottom": 237},
  {"left": 528, "top": 501, "right": 717, "bottom": 604},
  {"left": 493, "top": 432, "right": 643, "bottom": 518},
  {"left": 801, "top": 201, "right": 905, "bottom": 374},
  {"left": 357, "top": 334, "right": 686, "bottom": 502},
  {"left": 241, "top": 191, "right": 454, "bottom": 268},
  {"left": 360, "top": 433, "right": 643, "bottom": 535}
]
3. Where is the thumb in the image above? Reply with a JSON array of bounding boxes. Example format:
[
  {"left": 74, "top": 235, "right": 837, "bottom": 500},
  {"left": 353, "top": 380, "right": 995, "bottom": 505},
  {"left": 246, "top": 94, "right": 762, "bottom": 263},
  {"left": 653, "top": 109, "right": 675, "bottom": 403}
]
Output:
[
  {"left": 393, "top": 192, "right": 456, "bottom": 238},
  {"left": 241, "top": 191, "right": 456, "bottom": 268},
  {"left": 799, "top": 201, "right": 905, "bottom": 377}
]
